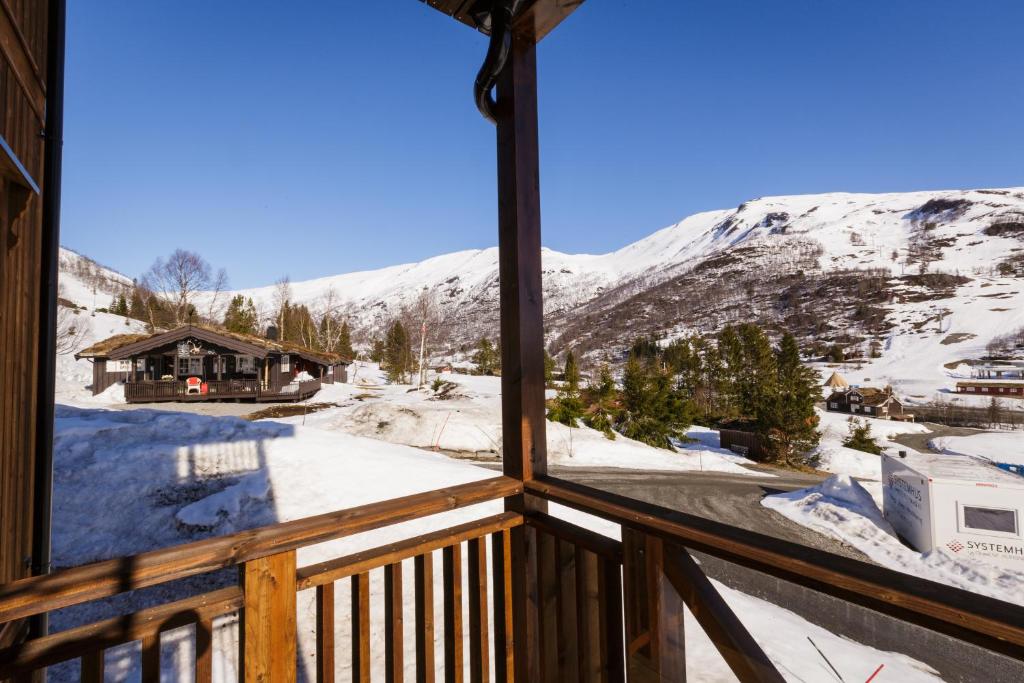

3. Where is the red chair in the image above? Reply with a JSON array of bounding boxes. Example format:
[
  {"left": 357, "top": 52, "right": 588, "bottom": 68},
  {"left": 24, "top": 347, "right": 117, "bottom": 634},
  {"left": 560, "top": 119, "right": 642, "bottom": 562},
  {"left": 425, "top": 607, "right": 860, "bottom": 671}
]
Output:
[{"left": 185, "top": 376, "right": 202, "bottom": 395}]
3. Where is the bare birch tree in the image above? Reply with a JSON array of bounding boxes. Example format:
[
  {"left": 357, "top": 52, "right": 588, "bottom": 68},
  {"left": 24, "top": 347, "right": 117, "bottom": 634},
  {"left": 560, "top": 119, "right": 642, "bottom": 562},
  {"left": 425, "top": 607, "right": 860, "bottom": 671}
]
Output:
[
  {"left": 140, "top": 249, "right": 224, "bottom": 327},
  {"left": 273, "top": 276, "right": 292, "bottom": 340}
]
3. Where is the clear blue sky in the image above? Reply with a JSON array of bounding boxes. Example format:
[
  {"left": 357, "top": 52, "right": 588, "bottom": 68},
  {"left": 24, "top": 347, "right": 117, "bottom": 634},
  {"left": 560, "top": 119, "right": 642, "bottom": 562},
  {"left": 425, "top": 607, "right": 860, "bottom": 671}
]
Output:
[{"left": 63, "top": 1, "right": 1024, "bottom": 288}]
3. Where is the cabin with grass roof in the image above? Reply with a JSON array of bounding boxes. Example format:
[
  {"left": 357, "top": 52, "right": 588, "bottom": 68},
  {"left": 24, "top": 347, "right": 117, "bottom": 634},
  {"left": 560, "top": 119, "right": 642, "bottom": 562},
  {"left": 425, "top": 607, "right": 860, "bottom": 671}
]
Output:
[{"left": 75, "top": 324, "right": 350, "bottom": 402}]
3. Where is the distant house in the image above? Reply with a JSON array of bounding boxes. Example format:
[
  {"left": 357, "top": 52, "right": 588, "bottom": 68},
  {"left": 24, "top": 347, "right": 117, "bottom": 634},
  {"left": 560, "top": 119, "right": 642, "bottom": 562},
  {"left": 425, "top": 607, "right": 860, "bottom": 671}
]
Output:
[
  {"left": 955, "top": 362, "right": 1024, "bottom": 400},
  {"left": 825, "top": 383, "right": 911, "bottom": 421},
  {"left": 75, "top": 324, "right": 350, "bottom": 403}
]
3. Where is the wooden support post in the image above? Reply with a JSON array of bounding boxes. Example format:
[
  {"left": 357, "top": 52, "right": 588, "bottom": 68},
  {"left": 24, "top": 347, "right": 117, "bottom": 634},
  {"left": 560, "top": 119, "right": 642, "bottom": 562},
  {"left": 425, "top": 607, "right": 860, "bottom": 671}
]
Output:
[
  {"left": 443, "top": 544, "right": 464, "bottom": 683},
  {"left": 316, "top": 582, "right": 335, "bottom": 683},
  {"left": 243, "top": 550, "right": 297, "bottom": 683},
  {"left": 622, "top": 530, "right": 685, "bottom": 682},
  {"left": 415, "top": 553, "right": 437, "bottom": 683},
  {"left": 351, "top": 572, "right": 371, "bottom": 683},
  {"left": 385, "top": 562, "right": 404, "bottom": 683},
  {"left": 496, "top": 27, "right": 546, "bottom": 683}
]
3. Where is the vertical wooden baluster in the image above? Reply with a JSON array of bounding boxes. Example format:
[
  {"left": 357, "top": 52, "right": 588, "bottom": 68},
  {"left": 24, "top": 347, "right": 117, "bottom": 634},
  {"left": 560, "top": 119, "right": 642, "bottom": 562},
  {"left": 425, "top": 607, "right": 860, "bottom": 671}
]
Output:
[
  {"left": 141, "top": 632, "right": 160, "bottom": 682},
  {"left": 622, "top": 530, "right": 683, "bottom": 682},
  {"left": 386, "top": 562, "right": 404, "bottom": 683},
  {"left": 351, "top": 572, "right": 371, "bottom": 683},
  {"left": 575, "top": 548, "right": 601, "bottom": 683},
  {"left": 491, "top": 529, "right": 514, "bottom": 683},
  {"left": 195, "top": 617, "right": 213, "bottom": 683},
  {"left": 317, "top": 582, "right": 336, "bottom": 683},
  {"left": 443, "top": 543, "right": 464, "bottom": 683},
  {"left": 81, "top": 650, "right": 104, "bottom": 683},
  {"left": 537, "top": 532, "right": 558, "bottom": 682},
  {"left": 556, "top": 540, "right": 579, "bottom": 681},
  {"left": 415, "top": 553, "right": 436, "bottom": 683},
  {"left": 243, "top": 550, "right": 298, "bottom": 683},
  {"left": 599, "top": 557, "right": 625, "bottom": 683},
  {"left": 467, "top": 537, "right": 489, "bottom": 683}
]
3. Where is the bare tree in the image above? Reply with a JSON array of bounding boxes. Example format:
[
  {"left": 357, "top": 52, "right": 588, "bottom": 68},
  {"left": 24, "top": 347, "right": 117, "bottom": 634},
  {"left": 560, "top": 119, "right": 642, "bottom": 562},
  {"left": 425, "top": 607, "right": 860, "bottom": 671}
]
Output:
[
  {"left": 55, "top": 305, "right": 90, "bottom": 355},
  {"left": 273, "top": 276, "right": 292, "bottom": 339},
  {"left": 203, "top": 267, "right": 230, "bottom": 322},
  {"left": 401, "top": 288, "right": 450, "bottom": 386},
  {"left": 140, "top": 249, "right": 224, "bottom": 327}
]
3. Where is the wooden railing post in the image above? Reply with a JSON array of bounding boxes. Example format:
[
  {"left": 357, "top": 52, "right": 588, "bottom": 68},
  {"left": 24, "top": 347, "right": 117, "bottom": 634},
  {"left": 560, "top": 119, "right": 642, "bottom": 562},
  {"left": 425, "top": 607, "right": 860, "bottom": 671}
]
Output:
[
  {"left": 496, "top": 25, "right": 547, "bottom": 683},
  {"left": 622, "top": 530, "right": 685, "bottom": 682},
  {"left": 242, "top": 550, "right": 297, "bottom": 683}
]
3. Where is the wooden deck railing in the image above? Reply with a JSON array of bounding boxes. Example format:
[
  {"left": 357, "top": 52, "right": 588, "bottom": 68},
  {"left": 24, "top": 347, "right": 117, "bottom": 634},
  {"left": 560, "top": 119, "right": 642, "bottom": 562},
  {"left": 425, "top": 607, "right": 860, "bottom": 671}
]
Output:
[
  {"left": 123, "top": 378, "right": 318, "bottom": 403},
  {"left": 1, "top": 474, "right": 1022, "bottom": 681}
]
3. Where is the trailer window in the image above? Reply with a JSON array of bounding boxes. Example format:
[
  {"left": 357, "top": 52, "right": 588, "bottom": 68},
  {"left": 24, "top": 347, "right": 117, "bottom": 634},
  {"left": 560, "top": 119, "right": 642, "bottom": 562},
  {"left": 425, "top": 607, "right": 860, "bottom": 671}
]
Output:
[{"left": 962, "top": 506, "right": 1018, "bottom": 534}]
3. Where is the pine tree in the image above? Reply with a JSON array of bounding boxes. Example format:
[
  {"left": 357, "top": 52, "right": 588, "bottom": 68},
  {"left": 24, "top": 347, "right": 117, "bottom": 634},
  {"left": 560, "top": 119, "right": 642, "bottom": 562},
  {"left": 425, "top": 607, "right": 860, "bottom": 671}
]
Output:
[
  {"left": 616, "top": 352, "right": 691, "bottom": 450},
  {"left": 582, "top": 364, "right": 618, "bottom": 439},
  {"left": 543, "top": 350, "right": 555, "bottom": 385},
  {"left": 764, "top": 333, "right": 821, "bottom": 464},
  {"left": 370, "top": 338, "right": 385, "bottom": 363},
  {"left": 223, "top": 295, "right": 258, "bottom": 335},
  {"left": 337, "top": 320, "right": 354, "bottom": 359},
  {"left": 383, "top": 320, "right": 413, "bottom": 383},
  {"left": 547, "top": 349, "right": 584, "bottom": 426},
  {"left": 110, "top": 293, "right": 129, "bottom": 317},
  {"left": 473, "top": 338, "right": 498, "bottom": 375},
  {"left": 843, "top": 418, "right": 882, "bottom": 455}
]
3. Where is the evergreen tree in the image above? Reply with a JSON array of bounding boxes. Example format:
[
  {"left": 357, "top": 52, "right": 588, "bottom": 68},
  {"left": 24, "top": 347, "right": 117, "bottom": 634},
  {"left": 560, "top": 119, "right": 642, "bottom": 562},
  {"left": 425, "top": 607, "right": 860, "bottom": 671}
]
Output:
[
  {"left": 764, "top": 333, "right": 821, "bottom": 463},
  {"left": 223, "top": 295, "right": 258, "bottom": 335},
  {"left": 547, "top": 349, "right": 584, "bottom": 426},
  {"left": 581, "top": 364, "right": 618, "bottom": 439},
  {"left": 616, "top": 353, "right": 691, "bottom": 450},
  {"left": 843, "top": 418, "right": 882, "bottom": 455},
  {"left": 110, "top": 293, "right": 129, "bottom": 317},
  {"left": 473, "top": 338, "right": 498, "bottom": 375},
  {"left": 337, "top": 320, "right": 354, "bottom": 359},
  {"left": 383, "top": 320, "right": 413, "bottom": 383},
  {"left": 370, "top": 338, "right": 385, "bottom": 363},
  {"left": 543, "top": 350, "right": 555, "bottom": 385}
]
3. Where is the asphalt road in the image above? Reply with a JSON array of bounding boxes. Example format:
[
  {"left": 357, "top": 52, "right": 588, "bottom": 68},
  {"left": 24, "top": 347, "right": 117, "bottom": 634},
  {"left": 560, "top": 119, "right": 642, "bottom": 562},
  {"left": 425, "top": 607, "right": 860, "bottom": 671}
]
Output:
[{"left": 547, "top": 465, "right": 870, "bottom": 560}]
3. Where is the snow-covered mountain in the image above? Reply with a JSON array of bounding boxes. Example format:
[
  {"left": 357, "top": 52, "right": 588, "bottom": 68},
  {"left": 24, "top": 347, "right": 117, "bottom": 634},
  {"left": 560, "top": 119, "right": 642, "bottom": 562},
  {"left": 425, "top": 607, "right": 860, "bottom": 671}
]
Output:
[
  {"left": 58, "top": 187, "right": 1024, "bottom": 404},
  {"left": 223, "top": 187, "right": 1024, "bottom": 340}
]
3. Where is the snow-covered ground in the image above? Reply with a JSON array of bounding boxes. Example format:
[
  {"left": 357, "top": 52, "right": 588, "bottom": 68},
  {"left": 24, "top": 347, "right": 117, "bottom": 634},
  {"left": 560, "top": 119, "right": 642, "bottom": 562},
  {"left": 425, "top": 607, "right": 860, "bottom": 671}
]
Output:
[
  {"left": 281, "top": 362, "right": 765, "bottom": 475},
  {"left": 813, "top": 407, "right": 931, "bottom": 480},
  {"left": 929, "top": 432, "right": 1024, "bottom": 467},
  {"left": 49, "top": 403, "right": 941, "bottom": 682},
  {"left": 55, "top": 309, "right": 147, "bottom": 406},
  {"left": 763, "top": 476, "right": 1024, "bottom": 607}
]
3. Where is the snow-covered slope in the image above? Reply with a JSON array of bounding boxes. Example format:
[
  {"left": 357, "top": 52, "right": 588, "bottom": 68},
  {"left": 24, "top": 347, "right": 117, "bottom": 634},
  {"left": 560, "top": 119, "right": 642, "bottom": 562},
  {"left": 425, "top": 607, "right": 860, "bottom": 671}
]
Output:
[
  {"left": 58, "top": 247, "right": 132, "bottom": 310},
  {"left": 223, "top": 187, "right": 1024, "bottom": 333}
]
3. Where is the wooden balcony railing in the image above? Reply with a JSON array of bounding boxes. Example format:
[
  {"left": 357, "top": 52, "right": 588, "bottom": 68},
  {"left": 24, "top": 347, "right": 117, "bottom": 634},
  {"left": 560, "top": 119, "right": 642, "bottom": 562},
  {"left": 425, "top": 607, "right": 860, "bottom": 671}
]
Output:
[
  {"left": 1, "top": 474, "right": 1022, "bottom": 682},
  {"left": 123, "top": 378, "right": 321, "bottom": 403}
]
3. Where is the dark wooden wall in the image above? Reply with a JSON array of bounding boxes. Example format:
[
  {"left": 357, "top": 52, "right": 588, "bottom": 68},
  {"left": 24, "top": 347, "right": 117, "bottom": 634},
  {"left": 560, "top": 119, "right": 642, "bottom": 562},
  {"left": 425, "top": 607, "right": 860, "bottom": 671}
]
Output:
[
  {"left": 90, "top": 360, "right": 130, "bottom": 396},
  {"left": 0, "top": 0, "right": 49, "bottom": 623}
]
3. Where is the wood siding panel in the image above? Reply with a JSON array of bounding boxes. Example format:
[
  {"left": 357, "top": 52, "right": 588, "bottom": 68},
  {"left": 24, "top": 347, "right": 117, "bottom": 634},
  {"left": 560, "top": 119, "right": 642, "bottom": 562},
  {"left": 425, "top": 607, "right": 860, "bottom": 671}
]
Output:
[{"left": 0, "top": 0, "right": 46, "bottom": 594}]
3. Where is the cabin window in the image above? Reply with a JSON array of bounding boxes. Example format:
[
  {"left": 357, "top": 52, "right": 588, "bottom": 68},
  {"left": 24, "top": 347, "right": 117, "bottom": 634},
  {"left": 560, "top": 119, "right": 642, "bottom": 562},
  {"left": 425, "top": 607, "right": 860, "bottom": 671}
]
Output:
[
  {"left": 829, "top": 402, "right": 837, "bottom": 409},
  {"left": 237, "top": 356, "right": 256, "bottom": 373},
  {"left": 107, "top": 360, "right": 131, "bottom": 373},
  {"left": 177, "top": 357, "right": 203, "bottom": 376},
  {"left": 281, "top": 354, "right": 291, "bottom": 372},
  {"left": 959, "top": 505, "right": 1019, "bottom": 537}
]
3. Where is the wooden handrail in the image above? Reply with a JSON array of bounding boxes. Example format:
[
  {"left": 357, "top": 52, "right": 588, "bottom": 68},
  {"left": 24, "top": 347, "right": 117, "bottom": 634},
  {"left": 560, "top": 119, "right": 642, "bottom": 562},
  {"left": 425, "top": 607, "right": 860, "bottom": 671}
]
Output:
[
  {"left": 0, "top": 476, "right": 521, "bottom": 624},
  {"left": 296, "top": 511, "right": 523, "bottom": 590},
  {"left": 0, "top": 586, "right": 242, "bottom": 679},
  {"left": 526, "top": 475, "right": 1024, "bottom": 659}
]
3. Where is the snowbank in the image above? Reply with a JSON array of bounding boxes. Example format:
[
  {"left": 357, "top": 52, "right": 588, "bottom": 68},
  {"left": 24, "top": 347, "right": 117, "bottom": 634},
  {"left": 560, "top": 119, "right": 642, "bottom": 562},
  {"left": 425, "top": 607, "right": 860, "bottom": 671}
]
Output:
[{"left": 763, "top": 475, "right": 1024, "bottom": 605}]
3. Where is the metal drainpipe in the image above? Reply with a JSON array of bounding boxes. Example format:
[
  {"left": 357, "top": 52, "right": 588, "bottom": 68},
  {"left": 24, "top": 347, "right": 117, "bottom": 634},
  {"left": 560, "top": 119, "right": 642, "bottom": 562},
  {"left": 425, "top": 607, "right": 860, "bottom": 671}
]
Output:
[{"left": 30, "top": 0, "right": 67, "bottom": 641}]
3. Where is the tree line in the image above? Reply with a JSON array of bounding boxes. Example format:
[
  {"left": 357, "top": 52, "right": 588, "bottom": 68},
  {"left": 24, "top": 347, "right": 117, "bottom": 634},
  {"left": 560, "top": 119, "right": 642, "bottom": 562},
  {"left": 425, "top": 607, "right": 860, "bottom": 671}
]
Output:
[{"left": 547, "top": 323, "right": 822, "bottom": 465}]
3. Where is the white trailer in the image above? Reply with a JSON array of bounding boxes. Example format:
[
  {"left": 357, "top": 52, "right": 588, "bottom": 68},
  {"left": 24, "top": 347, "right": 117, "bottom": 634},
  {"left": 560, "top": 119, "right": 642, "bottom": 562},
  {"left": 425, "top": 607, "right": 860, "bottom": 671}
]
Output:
[{"left": 882, "top": 450, "right": 1024, "bottom": 571}]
